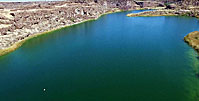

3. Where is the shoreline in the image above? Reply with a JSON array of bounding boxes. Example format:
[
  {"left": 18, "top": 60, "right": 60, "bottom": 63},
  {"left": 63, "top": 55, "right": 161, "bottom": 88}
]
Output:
[
  {"left": 127, "top": 13, "right": 199, "bottom": 18},
  {"left": 126, "top": 9, "right": 199, "bottom": 18},
  {"left": 0, "top": 9, "right": 123, "bottom": 57},
  {"left": 1, "top": 1, "right": 198, "bottom": 56},
  {"left": 0, "top": 1, "right": 169, "bottom": 57},
  {"left": 184, "top": 31, "right": 199, "bottom": 53},
  {"left": 127, "top": 14, "right": 177, "bottom": 17},
  {"left": 126, "top": 9, "right": 199, "bottom": 52},
  {"left": 127, "top": 10, "right": 183, "bottom": 17}
]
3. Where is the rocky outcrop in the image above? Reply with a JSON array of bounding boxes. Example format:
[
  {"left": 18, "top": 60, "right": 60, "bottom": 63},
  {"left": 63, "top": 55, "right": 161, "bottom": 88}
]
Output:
[
  {"left": 0, "top": 1, "right": 109, "bottom": 50},
  {"left": 182, "top": 0, "right": 199, "bottom": 7},
  {"left": 135, "top": 1, "right": 164, "bottom": 8},
  {"left": 0, "top": 1, "right": 140, "bottom": 56},
  {"left": 127, "top": 2, "right": 199, "bottom": 18},
  {"left": 184, "top": 31, "right": 199, "bottom": 52}
]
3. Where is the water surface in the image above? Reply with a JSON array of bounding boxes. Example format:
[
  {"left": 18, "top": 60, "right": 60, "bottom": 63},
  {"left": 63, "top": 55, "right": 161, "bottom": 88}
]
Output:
[{"left": 1, "top": 10, "right": 199, "bottom": 101}]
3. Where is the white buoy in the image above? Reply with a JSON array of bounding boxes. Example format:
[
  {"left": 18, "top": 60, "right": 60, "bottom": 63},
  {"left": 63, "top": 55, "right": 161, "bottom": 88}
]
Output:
[{"left": 43, "top": 88, "right": 46, "bottom": 92}]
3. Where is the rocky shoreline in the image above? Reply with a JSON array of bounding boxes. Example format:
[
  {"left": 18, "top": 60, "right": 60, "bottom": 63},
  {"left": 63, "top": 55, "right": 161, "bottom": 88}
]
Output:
[
  {"left": 184, "top": 31, "right": 199, "bottom": 52},
  {"left": 1, "top": 0, "right": 199, "bottom": 56},
  {"left": 0, "top": 1, "right": 128, "bottom": 56},
  {"left": 127, "top": 10, "right": 178, "bottom": 17},
  {"left": 127, "top": 9, "right": 199, "bottom": 18},
  {"left": 0, "top": 0, "right": 168, "bottom": 56}
]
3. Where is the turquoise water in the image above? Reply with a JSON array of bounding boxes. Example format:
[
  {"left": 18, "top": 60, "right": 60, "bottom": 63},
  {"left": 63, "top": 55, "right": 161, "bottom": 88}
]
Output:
[{"left": 1, "top": 10, "right": 199, "bottom": 101}]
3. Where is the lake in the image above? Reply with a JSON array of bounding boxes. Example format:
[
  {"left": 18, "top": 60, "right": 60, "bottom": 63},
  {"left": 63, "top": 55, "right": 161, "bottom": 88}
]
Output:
[{"left": 0, "top": 10, "right": 199, "bottom": 101}]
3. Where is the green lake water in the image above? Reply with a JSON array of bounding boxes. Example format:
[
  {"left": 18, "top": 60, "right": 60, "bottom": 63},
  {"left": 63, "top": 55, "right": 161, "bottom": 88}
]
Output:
[{"left": 1, "top": 10, "right": 199, "bottom": 101}]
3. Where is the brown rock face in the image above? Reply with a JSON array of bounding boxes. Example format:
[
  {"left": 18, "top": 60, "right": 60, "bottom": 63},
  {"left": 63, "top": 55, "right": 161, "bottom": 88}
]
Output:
[
  {"left": 0, "top": 1, "right": 136, "bottom": 50},
  {"left": 184, "top": 31, "right": 199, "bottom": 52}
]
